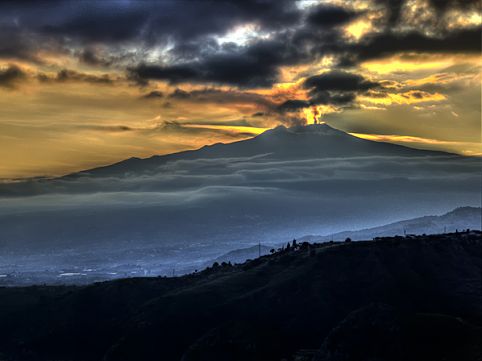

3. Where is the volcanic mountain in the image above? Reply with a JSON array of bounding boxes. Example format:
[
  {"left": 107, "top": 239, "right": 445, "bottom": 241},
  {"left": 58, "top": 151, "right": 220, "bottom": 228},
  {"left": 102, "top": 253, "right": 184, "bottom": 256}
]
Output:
[
  {"left": 0, "top": 123, "right": 479, "bottom": 284},
  {"left": 68, "top": 123, "right": 452, "bottom": 178}
]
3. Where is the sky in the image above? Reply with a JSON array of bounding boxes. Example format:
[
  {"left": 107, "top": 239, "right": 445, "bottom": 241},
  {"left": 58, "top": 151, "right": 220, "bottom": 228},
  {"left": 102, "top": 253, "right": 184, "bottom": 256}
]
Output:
[{"left": 0, "top": 0, "right": 480, "bottom": 178}]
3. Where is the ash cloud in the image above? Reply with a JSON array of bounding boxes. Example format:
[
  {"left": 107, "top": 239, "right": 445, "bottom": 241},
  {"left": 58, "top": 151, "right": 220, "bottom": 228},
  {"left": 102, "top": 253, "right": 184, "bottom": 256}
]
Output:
[{"left": 277, "top": 71, "right": 382, "bottom": 112}]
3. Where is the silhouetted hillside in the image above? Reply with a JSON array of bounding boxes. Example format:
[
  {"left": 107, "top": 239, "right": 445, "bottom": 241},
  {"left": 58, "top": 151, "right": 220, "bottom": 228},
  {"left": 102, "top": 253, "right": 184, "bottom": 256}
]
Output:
[
  {"left": 209, "top": 244, "right": 272, "bottom": 265},
  {"left": 0, "top": 231, "right": 480, "bottom": 361}
]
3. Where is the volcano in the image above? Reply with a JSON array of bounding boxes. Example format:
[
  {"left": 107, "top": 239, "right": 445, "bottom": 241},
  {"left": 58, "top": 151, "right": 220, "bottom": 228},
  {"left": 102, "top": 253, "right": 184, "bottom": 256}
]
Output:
[
  {"left": 0, "top": 124, "right": 479, "bottom": 285},
  {"left": 72, "top": 123, "right": 452, "bottom": 178}
]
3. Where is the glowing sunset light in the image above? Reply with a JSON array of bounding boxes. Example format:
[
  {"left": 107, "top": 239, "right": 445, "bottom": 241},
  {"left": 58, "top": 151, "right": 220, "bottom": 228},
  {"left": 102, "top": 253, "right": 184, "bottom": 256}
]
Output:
[{"left": 0, "top": 0, "right": 479, "bottom": 178}]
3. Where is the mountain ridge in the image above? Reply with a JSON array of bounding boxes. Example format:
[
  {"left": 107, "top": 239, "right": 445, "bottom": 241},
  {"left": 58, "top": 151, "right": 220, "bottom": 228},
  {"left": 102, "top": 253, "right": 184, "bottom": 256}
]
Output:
[
  {"left": 70, "top": 123, "right": 457, "bottom": 178},
  {"left": 191, "top": 206, "right": 481, "bottom": 272},
  {"left": 299, "top": 206, "right": 482, "bottom": 243}
]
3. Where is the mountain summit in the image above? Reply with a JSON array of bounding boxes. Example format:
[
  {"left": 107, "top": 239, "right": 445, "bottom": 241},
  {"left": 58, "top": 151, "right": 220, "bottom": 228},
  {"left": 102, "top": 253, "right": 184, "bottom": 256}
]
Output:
[{"left": 82, "top": 123, "right": 451, "bottom": 177}]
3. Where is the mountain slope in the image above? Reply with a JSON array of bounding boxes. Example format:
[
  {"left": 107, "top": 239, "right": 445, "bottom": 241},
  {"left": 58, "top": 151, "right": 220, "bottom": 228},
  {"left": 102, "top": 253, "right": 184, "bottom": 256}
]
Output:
[
  {"left": 0, "top": 232, "right": 480, "bottom": 361},
  {"left": 194, "top": 207, "right": 481, "bottom": 271},
  {"left": 72, "top": 124, "right": 454, "bottom": 178},
  {"left": 300, "top": 206, "right": 482, "bottom": 242}
]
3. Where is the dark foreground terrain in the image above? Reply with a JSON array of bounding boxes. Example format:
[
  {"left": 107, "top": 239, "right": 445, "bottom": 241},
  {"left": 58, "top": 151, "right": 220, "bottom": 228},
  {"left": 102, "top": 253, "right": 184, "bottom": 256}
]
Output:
[{"left": 0, "top": 231, "right": 481, "bottom": 361}]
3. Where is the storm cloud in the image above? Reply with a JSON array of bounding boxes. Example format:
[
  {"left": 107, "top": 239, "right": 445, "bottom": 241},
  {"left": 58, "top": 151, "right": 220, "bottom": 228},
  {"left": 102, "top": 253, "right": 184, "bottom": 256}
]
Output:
[
  {"left": 348, "top": 28, "right": 481, "bottom": 64},
  {"left": 0, "top": 1, "right": 479, "bottom": 90}
]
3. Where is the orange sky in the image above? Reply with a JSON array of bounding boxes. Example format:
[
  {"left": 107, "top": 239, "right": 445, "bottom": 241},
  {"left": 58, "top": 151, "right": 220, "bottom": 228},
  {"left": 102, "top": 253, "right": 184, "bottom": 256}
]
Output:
[{"left": 0, "top": 0, "right": 480, "bottom": 178}]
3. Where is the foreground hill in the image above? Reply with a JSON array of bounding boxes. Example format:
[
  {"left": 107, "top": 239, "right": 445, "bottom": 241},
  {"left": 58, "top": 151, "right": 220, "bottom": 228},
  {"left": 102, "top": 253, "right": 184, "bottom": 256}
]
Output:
[{"left": 0, "top": 231, "right": 480, "bottom": 361}]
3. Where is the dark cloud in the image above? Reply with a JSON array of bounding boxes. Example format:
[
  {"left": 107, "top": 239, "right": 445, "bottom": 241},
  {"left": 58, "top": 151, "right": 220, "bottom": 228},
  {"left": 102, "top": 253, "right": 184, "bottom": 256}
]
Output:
[
  {"left": 38, "top": 69, "right": 114, "bottom": 84},
  {"left": 0, "top": 64, "right": 26, "bottom": 88},
  {"left": 350, "top": 28, "right": 481, "bottom": 63},
  {"left": 304, "top": 6, "right": 480, "bottom": 71},
  {"left": 141, "top": 90, "right": 163, "bottom": 99},
  {"left": 406, "top": 91, "right": 425, "bottom": 99},
  {"left": 0, "top": 0, "right": 300, "bottom": 50},
  {"left": 129, "top": 36, "right": 303, "bottom": 88},
  {"left": 0, "top": 31, "right": 36, "bottom": 62},
  {"left": 153, "top": 120, "right": 258, "bottom": 140},
  {"left": 167, "top": 88, "right": 274, "bottom": 111},
  {"left": 78, "top": 49, "right": 112, "bottom": 67},
  {"left": 304, "top": 71, "right": 380, "bottom": 92},
  {"left": 278, "top": 93, "right": 358, "bottom": 111},
  {"left": 277, "top": 100, "right": 311, "bottom": 112},
  {"left": 366, "top": 90, "right": 390, "bottom": 99},
  {"left": 56, "top": 69, "right": 113, "bottom": 84},
  {"left": 299, "top": 71, "right": 380, "bottom": 107},
  {"left": 131, "top": 22, "right": 481, "bottom": 89},
  {"left": 184, "top": 118, "right": 255, "bottom": 127},
  {"left": 0, "top": 0, "right": 480, "bottom": 101},
  {"left": 307, "top": 5, "right": 359, "bottom": 27},
  {"left": 375, "top": 0, "right": 480, "bottom": 26},
  {"left": 76, "top": 124, "right": 134, "bottom": 132},
  {"left": 311, "top": 92, "right": 357, "bottom": 106},
  {"left": 252, "top": 112, "right": 265, "bottom": 117},
  {"left": 168, "top": 88, "right": 193, "bottom": 99},
  {"left": 0, "top": 21, "right": 61, "bottom": 63},
  {"left": 41, "top": 7, "right": 148, "bottom": 43},
  {"left": 131, "top": 65, "right": 199, "bottom": 85},
  {"left": 191, "top": 44, "right": 283, "bottom": 87},
  {"left": 374, "top": 0, "right": 405, "bottom": 26},
  {"left": 144, "top": 0, "right": 300, "bottom": 42},
  {"left": 428, "top": 0, "right": 480, "bottom": 11}
]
